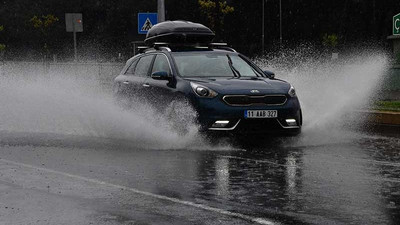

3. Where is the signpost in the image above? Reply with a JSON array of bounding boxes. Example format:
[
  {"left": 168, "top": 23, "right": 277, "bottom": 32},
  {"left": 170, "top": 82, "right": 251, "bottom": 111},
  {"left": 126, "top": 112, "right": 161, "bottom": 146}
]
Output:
[
  {"left": 389, "top": 13, "right": 400, "bottom": 64},
  {"left": 65, "top": 13, "right": 83, "bottom": 61},
  {"left": 138, "top": 13, "right": 158, "bottom": 34},
  {"left": 394, "top": 13, "right": 400, "bottom": 35}
]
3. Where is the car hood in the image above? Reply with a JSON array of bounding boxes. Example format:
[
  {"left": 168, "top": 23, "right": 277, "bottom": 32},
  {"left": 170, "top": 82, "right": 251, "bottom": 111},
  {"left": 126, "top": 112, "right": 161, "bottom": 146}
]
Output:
[{"left": 185, "top": 77, "right": 291, "bottom": 95}]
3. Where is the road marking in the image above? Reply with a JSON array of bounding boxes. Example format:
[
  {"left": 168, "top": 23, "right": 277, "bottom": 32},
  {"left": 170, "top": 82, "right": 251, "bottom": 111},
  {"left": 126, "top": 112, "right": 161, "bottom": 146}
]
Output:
[{"left": 0, "top": 158, "right": 277, "bottom": 225}]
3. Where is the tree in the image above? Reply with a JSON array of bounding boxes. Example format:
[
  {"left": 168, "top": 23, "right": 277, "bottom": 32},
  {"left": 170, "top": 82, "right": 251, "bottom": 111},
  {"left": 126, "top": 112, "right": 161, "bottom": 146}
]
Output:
[
  {"left": 29, "top": 14, "right": 59, "bottom": 58},
  {"left": 198, "top": 0, "right": 234, "bottom": 39},
  {"left": 322, "top": 33, "right": 339, "bottom": 50}
]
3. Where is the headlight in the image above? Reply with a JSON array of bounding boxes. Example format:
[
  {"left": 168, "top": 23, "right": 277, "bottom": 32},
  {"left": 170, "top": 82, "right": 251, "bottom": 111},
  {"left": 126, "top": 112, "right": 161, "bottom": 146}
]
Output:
[
  {"left": 190, "top": 82, "right": 218, "bottom": 98},
  {"left": 288, "top": 86, "right": 296, "bottom": 97}
]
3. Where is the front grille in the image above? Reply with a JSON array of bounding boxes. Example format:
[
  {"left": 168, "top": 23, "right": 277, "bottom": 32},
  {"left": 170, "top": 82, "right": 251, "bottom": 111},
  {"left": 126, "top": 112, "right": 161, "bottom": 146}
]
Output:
[{"left": 223, "top": 95, "right": 287, "bottom": 106}]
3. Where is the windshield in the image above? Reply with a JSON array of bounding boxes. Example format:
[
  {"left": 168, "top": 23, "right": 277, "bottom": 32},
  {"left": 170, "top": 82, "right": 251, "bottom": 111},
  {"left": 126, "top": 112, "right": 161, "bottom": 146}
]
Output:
[{"left": 172, "top": 52, "right": 263, "bottom": 78}]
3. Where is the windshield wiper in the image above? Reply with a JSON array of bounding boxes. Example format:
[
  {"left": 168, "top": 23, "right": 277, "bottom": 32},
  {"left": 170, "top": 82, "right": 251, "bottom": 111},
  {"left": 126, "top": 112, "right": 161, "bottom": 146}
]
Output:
[{"left": 226, "top": 54, "right": 241, "bottom": 78}]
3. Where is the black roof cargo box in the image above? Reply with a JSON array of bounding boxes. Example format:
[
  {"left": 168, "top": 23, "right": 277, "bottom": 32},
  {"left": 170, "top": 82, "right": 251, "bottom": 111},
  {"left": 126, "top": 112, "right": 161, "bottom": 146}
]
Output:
[{"left": 144, "top": 21, "right": 215, "bottom": 46}]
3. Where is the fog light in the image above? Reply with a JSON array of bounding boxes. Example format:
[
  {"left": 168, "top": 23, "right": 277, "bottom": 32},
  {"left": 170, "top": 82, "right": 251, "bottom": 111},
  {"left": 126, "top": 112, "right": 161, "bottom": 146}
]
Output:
[
  {"left": 286, "top": 119, "right": 297, "bottom": 126},
  {"left": 212, "top": 120, "right": 230, "bottom": 128}
]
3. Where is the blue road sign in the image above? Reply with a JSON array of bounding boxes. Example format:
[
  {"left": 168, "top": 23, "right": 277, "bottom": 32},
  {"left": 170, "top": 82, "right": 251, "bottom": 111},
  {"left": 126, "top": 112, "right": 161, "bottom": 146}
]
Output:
[{"left": 138, "top": 13, "right": 158, "bottom": 34}]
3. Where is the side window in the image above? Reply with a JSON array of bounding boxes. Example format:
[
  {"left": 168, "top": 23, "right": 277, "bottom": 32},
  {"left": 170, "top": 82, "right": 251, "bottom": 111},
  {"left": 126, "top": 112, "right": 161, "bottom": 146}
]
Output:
[
  {"left": 124, "top": 59, "right": 139, "bottom": 75},
  {"left": 151, "top": 55, "right": 171, "bottom": 74},
  {"left": 134, "top": 55, "right": 154, "bottom": 77}
]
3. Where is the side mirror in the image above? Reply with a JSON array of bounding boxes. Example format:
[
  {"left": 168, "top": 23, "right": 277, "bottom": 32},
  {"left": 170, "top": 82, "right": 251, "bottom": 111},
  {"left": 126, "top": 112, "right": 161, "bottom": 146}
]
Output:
[
  {"left": 151, "top": 71, "right": 170, "bottom": 80},
  {"left": 263, "top": 70, "right": 275, "bottom": 79}
]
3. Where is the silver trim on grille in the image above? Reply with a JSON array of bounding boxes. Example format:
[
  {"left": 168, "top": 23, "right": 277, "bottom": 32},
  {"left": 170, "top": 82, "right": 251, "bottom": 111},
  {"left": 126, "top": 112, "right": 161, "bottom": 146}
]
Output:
[{"left": 222, "top": 95, "right": 287, "bottom": 106}]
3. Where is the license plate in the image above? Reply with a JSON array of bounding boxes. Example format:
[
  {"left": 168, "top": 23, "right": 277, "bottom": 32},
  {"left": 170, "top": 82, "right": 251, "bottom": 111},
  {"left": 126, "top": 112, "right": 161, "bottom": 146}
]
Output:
[{"left": 244, "top": 110, "right": 278, "bottom": 118}]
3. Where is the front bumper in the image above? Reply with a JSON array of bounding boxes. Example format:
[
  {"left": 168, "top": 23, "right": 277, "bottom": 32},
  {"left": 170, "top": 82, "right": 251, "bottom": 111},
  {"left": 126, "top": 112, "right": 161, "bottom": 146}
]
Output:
[{"left": 190, "top": 94, "right": 302, "bottom": 135}]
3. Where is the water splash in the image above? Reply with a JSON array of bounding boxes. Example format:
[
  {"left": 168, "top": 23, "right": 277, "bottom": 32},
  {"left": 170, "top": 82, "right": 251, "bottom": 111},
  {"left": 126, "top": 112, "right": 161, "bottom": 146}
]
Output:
[
  {"left": 255, "top": 47, "right": 389, "bottom": 145},
  {"left": 0, "top": 48, "right": 389, "bottom": 149},
  {"left": 0, "top": 66, "right": 214, "bottom": 150}
]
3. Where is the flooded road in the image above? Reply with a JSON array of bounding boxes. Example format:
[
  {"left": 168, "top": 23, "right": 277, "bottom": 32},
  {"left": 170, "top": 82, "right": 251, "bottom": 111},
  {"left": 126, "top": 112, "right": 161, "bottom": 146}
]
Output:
[{"left": 0, "top": 131, "right": 399, "bottom": 225}]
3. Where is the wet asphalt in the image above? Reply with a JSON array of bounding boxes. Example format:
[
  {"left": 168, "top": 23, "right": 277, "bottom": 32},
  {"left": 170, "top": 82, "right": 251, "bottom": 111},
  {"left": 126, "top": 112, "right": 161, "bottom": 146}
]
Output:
[{"left": 0, "top": 131, "right": 399, "bottom": 225}]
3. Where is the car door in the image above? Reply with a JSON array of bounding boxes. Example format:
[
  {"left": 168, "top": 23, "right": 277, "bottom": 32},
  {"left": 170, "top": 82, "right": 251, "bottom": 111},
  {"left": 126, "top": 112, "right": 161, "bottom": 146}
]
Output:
[
  {"left": 144, "top": 54, "right": 176, "bottom": 109},
  {"left": 115, "top": 54, "right": 155, "bottom": 101},
  {"left": 114, "top": 57, "right": 139, "bottom": 98}
]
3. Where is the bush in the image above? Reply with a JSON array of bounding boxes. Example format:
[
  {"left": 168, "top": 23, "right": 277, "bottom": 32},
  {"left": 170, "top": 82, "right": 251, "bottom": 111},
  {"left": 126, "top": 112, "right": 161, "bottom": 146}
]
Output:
[{"left": 374, "top": 101, "right": 400, "bottom": 112}]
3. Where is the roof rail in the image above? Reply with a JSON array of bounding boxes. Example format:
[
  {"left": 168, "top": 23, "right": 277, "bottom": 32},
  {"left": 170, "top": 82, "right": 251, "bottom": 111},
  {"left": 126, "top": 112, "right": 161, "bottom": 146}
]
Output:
[
  {"left": 144, "top": 48, "right": 157, "bottom": 53},
  {"left": 154, "top": 42, "right": 169, "bottom": 47},
  {"left": 137, "top": 46, "right": 148, "bottom": 54},
  {"left": 158, "top": 46, "right": 172, "bottom": 52},
  {"left": 209, "top": 43, "right": 228, "bottom": 47},
  {"left": 209, "top": 43, "right": 237, "bottom": 52},
  {"left": 153, "top": 42, "right": 172, "bottom": 52}
]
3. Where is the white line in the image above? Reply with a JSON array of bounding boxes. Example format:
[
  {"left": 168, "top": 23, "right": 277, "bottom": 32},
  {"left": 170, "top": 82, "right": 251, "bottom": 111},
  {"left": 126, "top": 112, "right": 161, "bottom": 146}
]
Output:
[{"left": 0, "top": 158, "right": 277, "bottom": 225}]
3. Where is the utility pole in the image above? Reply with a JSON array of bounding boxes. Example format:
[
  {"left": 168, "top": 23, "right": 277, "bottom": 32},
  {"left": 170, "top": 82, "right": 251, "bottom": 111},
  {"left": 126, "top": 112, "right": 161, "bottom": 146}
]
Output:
[
  {"left": 262, "top": 0, "right": 265, "bottom": 55},
  {"left": 158, "top": 0, "right": 165, "bottom": 22},
  {"left": 279, "top": 0, "right": 282, "bottom": 47}
]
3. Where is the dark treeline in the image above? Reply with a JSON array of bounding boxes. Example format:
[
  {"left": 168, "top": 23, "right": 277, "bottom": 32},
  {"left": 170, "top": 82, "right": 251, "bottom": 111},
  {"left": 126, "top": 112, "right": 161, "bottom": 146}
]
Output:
[{"left": 0, "top": 0, "right": 399, "bottom": 61}]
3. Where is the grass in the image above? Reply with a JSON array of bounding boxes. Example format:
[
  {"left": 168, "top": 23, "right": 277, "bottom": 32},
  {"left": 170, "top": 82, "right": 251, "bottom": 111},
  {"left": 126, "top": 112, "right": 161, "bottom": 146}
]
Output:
[{"left": 373, "top": 101, "right": 400, "bottom": 112}]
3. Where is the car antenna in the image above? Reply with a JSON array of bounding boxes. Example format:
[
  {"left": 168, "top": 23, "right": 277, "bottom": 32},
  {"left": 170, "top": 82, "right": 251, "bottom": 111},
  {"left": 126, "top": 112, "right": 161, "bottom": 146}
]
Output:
[{"left": 226, "top": 54, "right": 241, "bottom": 78}]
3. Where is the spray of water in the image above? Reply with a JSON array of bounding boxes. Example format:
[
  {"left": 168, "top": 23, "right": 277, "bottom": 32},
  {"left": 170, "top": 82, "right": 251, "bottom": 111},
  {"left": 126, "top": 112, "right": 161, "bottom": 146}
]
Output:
[
  {"left": 0, "top": 47, "right": 389, "bottom": 149},
  {"left": 255, "top": 47, "right": 389, "bottom": 145},
  {"left": 0, "top": 66, "right": 216, "bottom": 149}
]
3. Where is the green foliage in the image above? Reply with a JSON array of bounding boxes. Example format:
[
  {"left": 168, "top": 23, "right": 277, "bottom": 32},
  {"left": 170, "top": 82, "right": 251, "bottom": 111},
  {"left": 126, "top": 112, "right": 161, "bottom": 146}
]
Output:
[
  {"left": 198, "top": 0, "right": 234, "bottom": 33},
  {"left": 198, "top": 0, "right": 216, "bottom": 9},
  {"left": 0, "top": 25, "right": 4, "bottom": 32},
  {"left": 29, "top": 14, "right": 59, "bottom": 55},
  {"left": 322, "top": 33, "right": 338, "bottom": 48},
  {"left": 30, "top": 14, "right": 59, "bottom": 34},
  {"left": 374, "top": 101, "right": 400, "bottom": 112}
]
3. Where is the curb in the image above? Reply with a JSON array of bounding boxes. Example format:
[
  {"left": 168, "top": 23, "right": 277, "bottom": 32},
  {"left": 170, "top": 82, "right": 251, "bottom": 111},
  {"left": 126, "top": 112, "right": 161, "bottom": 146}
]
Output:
[{"left": 362, "top": 110, "right": 400, "bottom": 125}]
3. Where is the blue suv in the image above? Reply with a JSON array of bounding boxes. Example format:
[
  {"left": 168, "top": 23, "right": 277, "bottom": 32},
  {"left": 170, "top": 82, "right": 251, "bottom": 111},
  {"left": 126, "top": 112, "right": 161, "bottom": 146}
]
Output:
[{"left": 114, "top": 21, "right": 302, "bottom": 136}]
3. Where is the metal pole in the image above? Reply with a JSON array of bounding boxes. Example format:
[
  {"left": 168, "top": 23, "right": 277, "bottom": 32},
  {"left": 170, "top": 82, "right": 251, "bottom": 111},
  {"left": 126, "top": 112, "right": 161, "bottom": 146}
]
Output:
[
  {"left": 262, "top": 0, "right": 265, "bottom": 55},
  {"left": 73, "top": 31, "right": 77, "bottom": 62},
  {"left": 279, "top": 0, "right": 282, "bottom": 47},
  {"left": 158, "top": 0, "right": 165, "bottom": 22},
  {"left": 73, "top": 20, "right": 77, "bottom": 62}
]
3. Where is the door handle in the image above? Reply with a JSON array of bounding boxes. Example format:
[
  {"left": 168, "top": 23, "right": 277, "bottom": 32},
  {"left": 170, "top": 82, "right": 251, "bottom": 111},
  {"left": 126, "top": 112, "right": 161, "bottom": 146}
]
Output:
[
  {"left": 142, "top": 83, "right": 150, "bottom": 87},
  {"left": 123, "top": 81, "right": 130, "bottom": 84}
]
